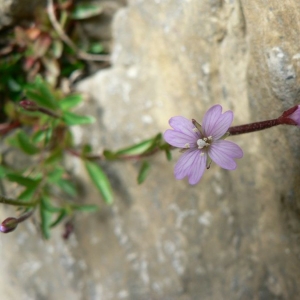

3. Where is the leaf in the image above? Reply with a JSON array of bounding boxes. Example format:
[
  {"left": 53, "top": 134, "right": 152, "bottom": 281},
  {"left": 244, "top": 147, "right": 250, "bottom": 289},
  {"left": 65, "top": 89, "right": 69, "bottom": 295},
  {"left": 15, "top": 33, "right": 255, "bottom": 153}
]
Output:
[
  {"left": 85, "top": 161, "right": 113, "bottom": 204},
  {"left": 56, "top": 179, "right": 77, "bottom": 197},
  {"left": 62, "top": 111, "right": 95, "bottom": 126},
  {"left": 72, "top": 204, "right": 99, "bottom": 212},
  {"left": 24, "top": 76, "right": 58, "bottom": 110},
  {"left": 41, "top": 197, "right": 62, "bottom": 213},
  {"left": 137, "top": 161, "right": 151, "bottom": 184},
  {"left": 115, "top": 140, "right": 153, "bottom": 156},
  {"left": 59, "top": 94, "right": 83, "bottom": 111},
  {"left": 165, "top": 148, "right": 172, "bottom": 161},
  {"left": 82, "top": 144, "right": 93, "bottom": 155},
  {"left": 116, "top": 134, "right": 162, "bottom": 156},
  {"left": 88, "top": 42, "right": 104, "bottom": 54},
  {"left": 17, "top": 186, "right": 37, "bottom": 202},
  {"left": 16, "top": 130, "right": 40, "bottom": 155},
  {"left": 0, "top": 165, "right": 8, "bottom": 179},
  {"left": 47, "top": 167, "right": 64, "bottom": 183},
  {"left": 71, "top": 3, "right": 103, "bottom": 20},
  {"left": 50, "top": 209, "right": 68, "bottom": 228},
  {"left": 32, "top": 130, "right": 46, "bottom": 144},
  {"left": 8, "top": 77, "right": 22, "bottom": 92},
  {"left": 103, "top": 150, "right": 118, "bottom": 160},
  {"left": 7, "top": 173, "right": 40, "bottom": 187},
  {"left": 40, "top": 196, "right": 53, "bottom": 239},
  {"left": 44, "top": 149, "right": 63, "bottom": 165}
]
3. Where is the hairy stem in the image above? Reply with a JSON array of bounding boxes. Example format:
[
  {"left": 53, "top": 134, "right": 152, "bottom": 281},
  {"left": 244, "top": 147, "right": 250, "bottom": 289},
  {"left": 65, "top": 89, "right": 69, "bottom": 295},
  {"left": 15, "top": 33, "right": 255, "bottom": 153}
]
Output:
[
  {"left": 228, "top": 119, "right": 280, "bottom": 135},
  {"left": 0, "top": 195, "right": 36, "bottom": 207}
]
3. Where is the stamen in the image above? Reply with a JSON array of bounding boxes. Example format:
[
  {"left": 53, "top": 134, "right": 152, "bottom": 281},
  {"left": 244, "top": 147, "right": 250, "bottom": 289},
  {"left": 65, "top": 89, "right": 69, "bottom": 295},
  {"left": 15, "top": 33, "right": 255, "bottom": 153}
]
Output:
[
  {"left": 200, "top": 152, "right": 205, "bottom": 156},
  {"left": 184, "top": 143, "right": 190, "bottom": 148},
  {"left": 197, "top": 139, "right": 209, "bottom": 149},
  {"left": 192, "top": 119, "right": 205, "bottom": 136},
  {"left": 192, "top": 127, "right": 198, "bottom": 132}
]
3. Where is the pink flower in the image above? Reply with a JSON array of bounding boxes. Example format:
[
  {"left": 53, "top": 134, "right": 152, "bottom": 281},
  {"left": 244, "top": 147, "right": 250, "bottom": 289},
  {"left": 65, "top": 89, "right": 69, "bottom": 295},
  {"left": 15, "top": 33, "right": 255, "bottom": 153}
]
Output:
[{"left": 164, "top": 105, "right": 243, "bottom": 185}]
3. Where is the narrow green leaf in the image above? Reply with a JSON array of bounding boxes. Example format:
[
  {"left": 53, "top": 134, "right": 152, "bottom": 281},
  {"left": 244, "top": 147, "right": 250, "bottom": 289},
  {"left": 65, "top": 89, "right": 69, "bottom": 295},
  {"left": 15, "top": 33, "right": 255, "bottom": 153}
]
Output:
[
  {"left": 82, "top": 144, "right": 93, "bottom": 155},
  {"left": 137, "top": 161, "right": 151, "bottom": 184},
  {"left": 115, "top": 133, "right": 162, "bottom": 157},
  {"left": 17, "top": 186, "right": 37, "bottom": 202},
  {"left": 103, "top": 150, "right": 118, "bottom": 160},
  {"left": 8, "top": 77, "right": 21, "bottom": 92},
  {"left": 47, "top": 167, "right": 64, "bottom": 183},
  {"left": 7, "top": 173, "right": 40, "bottom": 187},
  {"left": 16, "top": 131, "right": 39, "bottom": 155},
  {"left": 85, "top": 161, "right": 113, "bottom": 204},
  {"left": 72, "top": 204, "right": 99, "bottom": 212},
  {"left": 116, "top": 139, "right": 154, "bottom": 156},
  {"left": 71, "top": 3, "right": 103, "bottom": 20},
  {"left": 88, "top": 42, "right": 104, "bottom": 54},
  {"left": 32, "top": 130, "right": 46, "bottom": 144},
  {"left": 40, "top": 197, "right": 53, "bottom": 239},
  {"left": 62, "top": 111, "right": 95, "bottom": 125},
  {"left": 44, "top": 126, "right": 53, "bottom": 146},
  {"left": 56, "top": 179, "right": 77, "bottom": 197},
  {"left": 165, "top": 149, "right": 172, "bottom": 161},
  {"left": 41, "top": 197, "right": 63, "bottom": 212},
  {"left": 0, "top": 165, "right": 8, "bottom": 179},
  {"left": 59, "top": 94, "right": 83, "bottom": 111},
  {"left": 50, "top": 209, "right": 68, "bottom": 228},
  {"left": 24, "top": 76, "right": 58, "bottom": 110}
]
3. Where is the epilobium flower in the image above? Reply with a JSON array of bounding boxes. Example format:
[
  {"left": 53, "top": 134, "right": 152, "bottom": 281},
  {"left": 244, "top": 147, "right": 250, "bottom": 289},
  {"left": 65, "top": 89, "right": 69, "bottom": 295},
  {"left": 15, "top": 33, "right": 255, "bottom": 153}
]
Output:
[{"left": 164, "top": 105, "right": 243, "bottom": 185}]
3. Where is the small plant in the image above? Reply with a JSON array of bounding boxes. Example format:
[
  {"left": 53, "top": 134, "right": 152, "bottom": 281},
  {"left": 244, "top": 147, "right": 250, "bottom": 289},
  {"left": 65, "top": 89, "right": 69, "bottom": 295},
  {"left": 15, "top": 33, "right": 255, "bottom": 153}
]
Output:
[{"left": 1, "top": 0, "right": 300, "bottom": 239}]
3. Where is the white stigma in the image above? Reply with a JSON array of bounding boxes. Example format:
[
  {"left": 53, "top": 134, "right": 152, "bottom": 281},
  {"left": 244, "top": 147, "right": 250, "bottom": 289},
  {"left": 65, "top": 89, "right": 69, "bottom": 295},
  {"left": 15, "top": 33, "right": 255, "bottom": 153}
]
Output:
[{"left": 197, "top": 139, "right": 210, "bottom": 149}]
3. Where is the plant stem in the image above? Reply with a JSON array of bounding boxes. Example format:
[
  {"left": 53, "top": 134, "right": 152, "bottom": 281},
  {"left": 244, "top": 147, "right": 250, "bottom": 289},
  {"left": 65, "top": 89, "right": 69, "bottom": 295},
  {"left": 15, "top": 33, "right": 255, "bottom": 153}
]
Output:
[
  {"left": 228, "top": 119, "right": 280, "bottom": 136},
  {"left": 0, "top": 195, "right": 36, "bottom": 207}
]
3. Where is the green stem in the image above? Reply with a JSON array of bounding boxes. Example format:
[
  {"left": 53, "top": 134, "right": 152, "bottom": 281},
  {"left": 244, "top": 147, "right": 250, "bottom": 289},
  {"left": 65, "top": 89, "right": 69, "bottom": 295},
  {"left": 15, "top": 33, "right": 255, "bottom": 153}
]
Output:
[{"left": 0, "top": 195, "right": 36, "bottom": 207}]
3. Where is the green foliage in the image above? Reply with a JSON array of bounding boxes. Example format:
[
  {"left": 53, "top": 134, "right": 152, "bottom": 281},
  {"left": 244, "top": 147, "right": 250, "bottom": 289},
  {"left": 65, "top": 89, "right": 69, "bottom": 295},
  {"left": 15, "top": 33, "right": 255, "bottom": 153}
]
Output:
[
  {"left": 71, "top": 3, "right": 103, "bottom": 20},
  {"left": 40, "top": 196, "right": 53, "bottom": 239},
  {"left": 137, "top": 161, "right": 151, "bottom": 184},
  {"left": 85, "top": 160, "right": 113, "bottom": 204},
  {"left": 62, "top": 111, "right": 95, "bottom": 126},
  {"left": 24, "top": 76, "right": 59, "bottom": 110},
  {"left": 0, "top": 1, "right": 172, "bottom": 239}
]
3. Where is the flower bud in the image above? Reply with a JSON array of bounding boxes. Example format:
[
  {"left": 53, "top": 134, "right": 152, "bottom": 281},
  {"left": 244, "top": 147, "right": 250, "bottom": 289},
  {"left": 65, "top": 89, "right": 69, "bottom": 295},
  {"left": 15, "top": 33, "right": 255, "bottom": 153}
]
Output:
[
  {"left": 279, "top": 105, "right": 300, "bottom": 126},
  {"left": 0, "top": 217, "right": 18, "bottom": 233},
  {"left": 19, "top": 100, "right": 38, "bottom": 111},
  {"left": 287, "top": 105, "right": 300, "bottom": 125}
]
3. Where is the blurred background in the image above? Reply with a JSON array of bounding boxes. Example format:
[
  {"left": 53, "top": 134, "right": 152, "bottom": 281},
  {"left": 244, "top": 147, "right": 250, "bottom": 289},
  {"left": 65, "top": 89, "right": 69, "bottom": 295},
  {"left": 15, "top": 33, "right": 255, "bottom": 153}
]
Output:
[{"left": 1, "top": 0, "right": 300, "bottom": 299}]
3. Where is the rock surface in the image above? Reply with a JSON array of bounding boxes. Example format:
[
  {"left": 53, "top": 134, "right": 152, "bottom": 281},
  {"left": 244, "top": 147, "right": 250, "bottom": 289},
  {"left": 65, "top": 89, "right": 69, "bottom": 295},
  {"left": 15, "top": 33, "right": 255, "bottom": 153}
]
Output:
[{"left": 2, "top": 0, "right": 300, "bottom": 299}]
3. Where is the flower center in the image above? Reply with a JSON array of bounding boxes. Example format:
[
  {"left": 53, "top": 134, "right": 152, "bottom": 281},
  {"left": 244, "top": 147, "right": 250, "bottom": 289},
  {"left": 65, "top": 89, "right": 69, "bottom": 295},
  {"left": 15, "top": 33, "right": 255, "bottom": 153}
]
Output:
[{"left": 197, "top": 136, "right": 212, "bottom": 149}]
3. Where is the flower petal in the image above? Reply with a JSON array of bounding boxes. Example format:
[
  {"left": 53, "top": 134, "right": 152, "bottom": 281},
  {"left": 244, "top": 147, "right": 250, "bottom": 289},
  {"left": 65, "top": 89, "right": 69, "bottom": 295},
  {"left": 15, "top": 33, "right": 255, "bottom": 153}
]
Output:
[
  {"left": 164, "top": 130, "right": 197, "bottom": 148},
  {"left": 169, "top": 116, "right": 199, "bottom": 139},
  {"left": 208, "top": 140, "right": 243, "bottom": 170},
  {"left": 202, "top": 105, "right": 222, "bottom": 136},
  {"left": 210, "top": 111, "right": 233, "bottom": 140},
  {"left": 174, "top": 149, "right": 206, "bottom": 185},
  {"left": 202, "top": 105, "right": 233, "bottom": 139}
]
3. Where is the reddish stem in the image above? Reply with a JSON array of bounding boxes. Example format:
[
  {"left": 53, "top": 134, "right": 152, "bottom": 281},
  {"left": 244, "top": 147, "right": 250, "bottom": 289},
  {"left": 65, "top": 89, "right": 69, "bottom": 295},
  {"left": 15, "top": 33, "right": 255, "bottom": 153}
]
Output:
[
  {"left": 228, "top": 119, "right": 280, "bottom": 135},
  {"left": 0, "top": 121, "right": 21, "bottom": 136}
]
